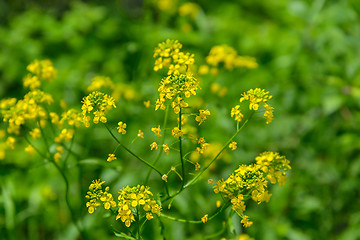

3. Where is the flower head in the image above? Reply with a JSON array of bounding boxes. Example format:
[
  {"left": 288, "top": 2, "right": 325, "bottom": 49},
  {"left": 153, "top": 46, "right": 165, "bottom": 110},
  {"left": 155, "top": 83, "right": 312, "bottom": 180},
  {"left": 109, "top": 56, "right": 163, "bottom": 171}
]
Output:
[
  {"left": 81, "top": 91, "right": 116, "bottom": 127},
  {"left": 117, "top": 121, "right": 127, "bottom": 134},
  {"left": 151, "top": 125, "right": 162, "bottom": 137},
  {"left": 195, "top": 109, "right": 210, "bottom": 125},
  {"left": 116, "top": 185, "right": 161, "bottom": 227},
  {"left": 107, "top": 154, "right": 117, "bottom": 162}
]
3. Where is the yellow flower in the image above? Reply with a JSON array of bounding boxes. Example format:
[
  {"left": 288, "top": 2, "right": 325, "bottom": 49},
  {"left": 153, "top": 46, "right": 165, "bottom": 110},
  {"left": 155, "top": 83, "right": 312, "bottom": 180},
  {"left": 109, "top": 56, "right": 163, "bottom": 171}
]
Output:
[
  {"left": 162, "top": 144, "right": 170, "bottom": 154},
  {"left": 201, "top": 214, "right": 208, "bottom": 223},
  {"left": 27, "top": 59, "right": 57, "bottom": 81},
  {"left": 195, "top": 109, "right": 210, "bottom": 125},
  {"left": 117, "top": 121, "right": 127, "bottom": 134},
  {"left": 151, "top": 125, "right": 162, "bottom": 137},
  {"left": 153, "top": 39, "right": 194, "bottom": 75},
  {"left": 240, "top": 88, "right": 272, "bottom": 111},
  {"left": 87, "top": 76, "right": 114, "bottom": 92},
  {"left": 56, "top": 146, "right": 64, "bottom": 154},
  {"left": 6, "top": 137, "right": 15, "bottom": 149},
  {"left": 116, "top": 185, "right": 161, "bottom": 227},
  {"left": 206, "top": 45, "right": 258, "bottom": 71},
  {"left": 231, "top": 105, "right": 243, "bottom": 122},
  {"left": 229, "top": 141, "right": 237, "bottom": 150},
  {"left": 150, "top": 142, "right": 158, "bottom": 150},
  {"left": 54, "top": 152, "right": 62, "bottom": 162},
  {"left": 81, "top": 91, "right": 116, "bottom": 127},
  {"left": 264, "top": 103, "right": 274, "bottom": 124},
  {"left": 144, "top": 100, "right": 151, "bottom": 108},
  {"left": 25, "top": 145, "right": 35, "bottom": 156},
  {"left": 241, "top": 215, "right": 253, "bottom": 228},
  {"left": 107, "top": 154, "right": 116, "bottom": 162},
  {"left": 162, "top": 174, "right": 168, "bottom": 182},
  {"left": 195, "top": 162, "right": 200, "bottom": 171},
  {"left": 172, "top": 127, "right": 183, "bottom": 138},
  {"left": 137, "top": 130, "right": 144, "bottom": 138}
]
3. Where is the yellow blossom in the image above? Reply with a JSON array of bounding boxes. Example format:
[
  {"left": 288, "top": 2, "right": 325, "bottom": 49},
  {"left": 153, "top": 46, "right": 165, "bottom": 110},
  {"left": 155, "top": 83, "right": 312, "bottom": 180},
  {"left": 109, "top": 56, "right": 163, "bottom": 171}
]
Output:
[
  {"left": 229, "top": 141, "right": 237, "bottom": 150},
  {"left": 54, "top": 152, "right": 62, "bottom": 162},
  {"left": 87, "top": 76, "right": 114, "bottom": 92},
  {"left": 195, "top": 109, "right": 210, "bottom": 125},
  {"left": 144, "top": 100, "right": 151, "bottom": 108},
  {"left": 107, "top": 154, "right": 117, "bottom": 162},
  {"left": 151, "top": 125, "right": 162, "bottom": 137},
  {"left": 231, "top": 105, "right": 243, "bottom": 122},
  {"left": 137, "top": 130, "right": 144, "bottom": 138},
  {"left": 172, "top": 127, "right": 183, "bottom": 138},
  {"left": 162, "top": 174, "right": 168, "bottom": 182},
  {"left": 81, "top": 91, "right": 116, "bottom": 127},
  {"left": 241, "top": 215, "right": 253, "bottom": 228},
  {"left": 25, "top": 145, "right": 35, "bottom": 156},
  {"left": 150, "top": 142, "right": 158, "bottom": 150},
  {"left": 6, "top": 137, "right": 15, "bottom": 149},
  {"left": 201, "top": 214, "right": 208, "bottom": 223},
  {"left": 116, "top": 185, "right": 161, "bottom": 227},
  {"left": 29, "top": 128, "right": 41, "bottom": 139},
  {"left": 117, "top": 121, "right": 127, "bottom": 134},
  {"left": 162, "top": 144, "right": 170, "bottom": 154}
]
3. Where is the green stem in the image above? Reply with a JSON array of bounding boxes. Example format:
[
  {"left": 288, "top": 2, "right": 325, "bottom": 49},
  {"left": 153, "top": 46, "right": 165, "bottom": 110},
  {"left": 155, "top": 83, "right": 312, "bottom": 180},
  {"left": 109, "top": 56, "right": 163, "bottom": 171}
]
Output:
[
  {"left": 184, "top": 112, "right": 254, "bottom": 188},
  {"left": 37, "top": 121, "right": 86, "bottom": 239},
  {"left": 160, "top": 201, "right": 230, "bottom": 224},
  {"left": 103, "top": 123, "right": 163, "bottom": 177},
  {"left": 144, "top": 104, "right": 170, "bottom": 184},
  {"left": 178, "top": 108, "right": 185, "bottom": 190}
]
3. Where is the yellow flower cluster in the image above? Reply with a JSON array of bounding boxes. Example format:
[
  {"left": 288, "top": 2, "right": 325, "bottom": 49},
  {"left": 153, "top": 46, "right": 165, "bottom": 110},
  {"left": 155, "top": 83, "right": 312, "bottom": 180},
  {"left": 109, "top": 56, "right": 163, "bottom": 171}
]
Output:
[
  {"left": 153, "top": 39, "right": 194, "bottom": 75},
  {"left": 213, "top": 152, "right": 290, "bottom": 224},
  {"left": 231, "top": 105, "right": 243, "bottom": 122},
  {"left": 1, "top": 90, "right": 53, "bottom": 134},
  {"left": 23, "top": 59, "right": 57, "bottom": 90},
  {"left": 156, "top": 73, "right": 199, "bottom": 113},
  {"left": 116, "top": 185, "right": 161, "bottom": 227},
  {"left": 87, "top": 76, "right": 114, "bottom": 92},
  {"left": 196, "top": 137, "right": 209, "bottom": 154},
  {"left": 195, "top": 109, "right": 210, "bottom": 125},
  {"left": 85, "top": 179, "right": 116, "bottom": 214},
  {"left": 26, "top": 59, "right": 57, "bottom": 81},
  {"left": 58, "top": 109, "right": 83, "bottom": 128},
  {"left": 172, "top": 127, "right": 183, "bottom": 138},
  {"left": 81, "top": 91, "right": 116, "bottom": 127},
  {"left": 205, "top": 45, "right": 258, "bottom": 72},
  {"left": 255, "top": 151, "right": 291, "bottom": 186},
  {"left": 178, "top": 2, "right": 200, "bottom": 19},
  {"left": 232, "top": 88, "right": 274, "bottom": 124}
]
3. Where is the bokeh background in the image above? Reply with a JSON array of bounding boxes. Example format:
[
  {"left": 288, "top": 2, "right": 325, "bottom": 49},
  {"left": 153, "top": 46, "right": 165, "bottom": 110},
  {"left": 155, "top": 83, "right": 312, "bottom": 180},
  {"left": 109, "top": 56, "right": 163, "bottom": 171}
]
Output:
[{"left": 1, "top": 0, "right": 360, "bottom": 239}]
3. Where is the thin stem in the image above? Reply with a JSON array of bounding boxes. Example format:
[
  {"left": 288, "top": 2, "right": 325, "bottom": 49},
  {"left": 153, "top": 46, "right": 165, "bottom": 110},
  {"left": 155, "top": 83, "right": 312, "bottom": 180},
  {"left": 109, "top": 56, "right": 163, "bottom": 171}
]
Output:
[
  {"left": 103, "top": 123, "right": 163, "bottom": 177},
  {"left": 160, "top": 201, "right": 230, "bottom": 224},
  {"left": 178, "top": 108, "right": 185, "bottom": 190},
  {"left": 103, "top": 123, "right": 169, "bottom": 196},
  {"left": 37, "top": 121, "right": 86, "bottom": 239},
  {"left": 184, "top": 111, "right": 254, "bottom": 188},
  {"left": 145, "top": 104, "right": 170, "bottom": 184}
]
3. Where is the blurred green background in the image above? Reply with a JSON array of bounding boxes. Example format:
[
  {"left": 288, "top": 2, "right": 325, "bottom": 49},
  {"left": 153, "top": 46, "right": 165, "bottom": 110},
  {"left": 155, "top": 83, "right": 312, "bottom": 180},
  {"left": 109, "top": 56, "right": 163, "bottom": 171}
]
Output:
[{"left": 1, "top": 0, "right": 360, "bottom": 239}]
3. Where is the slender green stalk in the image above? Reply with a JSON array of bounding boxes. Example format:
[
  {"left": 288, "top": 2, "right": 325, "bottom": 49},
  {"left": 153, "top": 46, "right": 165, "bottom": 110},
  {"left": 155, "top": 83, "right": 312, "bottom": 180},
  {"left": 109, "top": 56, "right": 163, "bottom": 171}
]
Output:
[
  {"left": 184, "top": 112, "right": 254, "bottom": 188},
  {"left": 160, "top": 201, "right": 230, "bottom": 223},
  {"left": 103, "top": 123, "right": 163, "bottom": 177},
  {"left": 103, "top": 123, "right": 170, "bottom": 196},
  {"left": 178, "top": 108, "right": 185, "bottom": 190},
  {"left": 37, "top": 121, "right": 86, "bottom": 239},
  {"left": 145, "top": 104, "right": 170, "bottom": 184}
]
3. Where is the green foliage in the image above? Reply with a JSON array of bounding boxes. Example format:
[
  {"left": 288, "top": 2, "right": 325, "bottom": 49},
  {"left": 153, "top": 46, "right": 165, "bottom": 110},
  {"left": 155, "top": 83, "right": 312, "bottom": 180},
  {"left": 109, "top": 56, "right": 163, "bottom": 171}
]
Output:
[{"left": 1, "top": 0, "right": 360, "bottom": 239}]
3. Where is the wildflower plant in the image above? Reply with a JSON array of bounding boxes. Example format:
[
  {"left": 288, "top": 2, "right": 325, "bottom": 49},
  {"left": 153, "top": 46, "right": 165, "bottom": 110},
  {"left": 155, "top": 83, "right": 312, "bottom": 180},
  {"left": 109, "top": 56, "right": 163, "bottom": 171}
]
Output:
[{"left": 0, "top": 41, "right": 291, "bottom": 240}]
